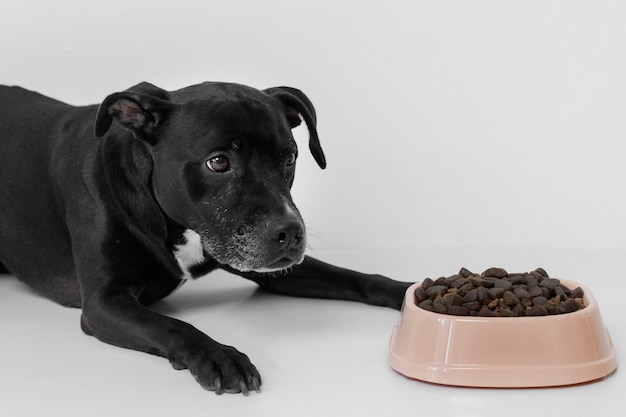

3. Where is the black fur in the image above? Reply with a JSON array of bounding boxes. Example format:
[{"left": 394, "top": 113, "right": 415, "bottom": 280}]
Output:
[{"left": 0, "top": 82, "right": 411, "bottom": 395}]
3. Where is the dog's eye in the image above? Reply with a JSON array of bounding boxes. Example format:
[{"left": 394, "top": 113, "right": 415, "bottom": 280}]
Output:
[
  {"left": 207, "top": 155, "right": 230, "bottom": 173},
  {"left": 286, "top": 152, "right": 297, "bottom": 167}
]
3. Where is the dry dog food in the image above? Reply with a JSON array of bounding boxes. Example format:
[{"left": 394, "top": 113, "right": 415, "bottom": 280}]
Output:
[{"left": 414, "top": 267, "right": 585, "bottom": 316}]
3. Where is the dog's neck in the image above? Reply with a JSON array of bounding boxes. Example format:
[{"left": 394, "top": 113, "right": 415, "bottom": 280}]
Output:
[{"left": 173, "top": 229, "right": 205, "bottom": 280}]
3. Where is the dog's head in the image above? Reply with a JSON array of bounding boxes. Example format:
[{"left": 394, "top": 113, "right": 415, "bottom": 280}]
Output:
[{"left": 94, "top": 82, "right": 325, "bottom": 272}]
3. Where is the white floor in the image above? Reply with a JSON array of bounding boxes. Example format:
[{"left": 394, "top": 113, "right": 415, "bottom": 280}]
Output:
[{"left": 0, "top": 247, "right": 623, "bottom": 417}]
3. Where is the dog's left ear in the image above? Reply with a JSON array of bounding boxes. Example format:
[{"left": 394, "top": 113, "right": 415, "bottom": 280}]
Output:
[
  {"left": 94, "top": 82, "right": 174, "bottom": 142},
  {"left": 264, "top": 86, "right": 326, "bottom": 169}
]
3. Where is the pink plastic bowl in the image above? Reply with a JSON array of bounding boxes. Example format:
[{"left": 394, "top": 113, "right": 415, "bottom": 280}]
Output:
[{"left": 389, "top": 279, "right": 617, "bottom": 387}]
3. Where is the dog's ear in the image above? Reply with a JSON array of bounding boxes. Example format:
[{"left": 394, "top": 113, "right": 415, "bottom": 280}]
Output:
[
  {"left": 264, "top": 86, "right": 326, "bottom": 169},
  {"left": 94, "top": 82, "right": 173, "bottom": 141}
]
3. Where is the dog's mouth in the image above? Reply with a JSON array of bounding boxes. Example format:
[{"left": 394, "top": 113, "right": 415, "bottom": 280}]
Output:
[
  {"left": 256, "top": 256, "right": 302, "bottom": 273},
  {"left": 231, "top": 245, "right": 307, "bottom": 273},
  {"left": 195, "top": 217, "right": 307, "bottom": 273},
  {"left": 199, "top": 235, "right": 306, "bottom": 273}
]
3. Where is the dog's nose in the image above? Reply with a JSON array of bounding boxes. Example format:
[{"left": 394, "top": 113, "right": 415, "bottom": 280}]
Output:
[{"left": 266, "top": 217, "right": 304, "bottom": 249}]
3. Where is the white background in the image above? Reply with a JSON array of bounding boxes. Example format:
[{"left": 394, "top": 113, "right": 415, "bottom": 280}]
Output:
[{"left": 1, "top": 1, "right": 625, "bottom": 416}]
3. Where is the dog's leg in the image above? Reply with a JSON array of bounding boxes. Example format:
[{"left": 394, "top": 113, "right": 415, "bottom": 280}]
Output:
[
  {"left": 228, "top": 256, "right": 412, "bottom": 310},
  {"left": 80, "top": 286, "right": 262, "bottom": 395}
]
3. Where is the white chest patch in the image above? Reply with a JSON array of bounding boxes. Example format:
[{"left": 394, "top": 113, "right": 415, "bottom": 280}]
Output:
[{"left": 173, "top": 229, "right": 205, "bottom": 279}]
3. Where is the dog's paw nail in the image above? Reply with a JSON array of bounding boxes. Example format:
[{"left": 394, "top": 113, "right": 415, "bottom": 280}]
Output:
[
  {"left": 214, "top": 377, "right": 224, "bottom": 395},
  {"left": 250, "top": 376, "right": 262, "bottom": 392},
  {"left": 239, "top": 380, "right": 249, "bottom": 396}
]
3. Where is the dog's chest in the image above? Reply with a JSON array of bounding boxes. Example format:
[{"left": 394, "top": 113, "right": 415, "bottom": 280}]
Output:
[{"left": 173, "top": 229, "right": 205, "bottom": 279}]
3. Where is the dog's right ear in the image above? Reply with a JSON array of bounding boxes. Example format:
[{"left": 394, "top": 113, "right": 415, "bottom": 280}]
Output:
[{"left": 94, "top": 82, "right": 173, "bottom": 141}]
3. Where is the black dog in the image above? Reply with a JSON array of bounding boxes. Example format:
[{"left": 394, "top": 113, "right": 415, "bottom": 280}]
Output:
[{"left": 0, "top": 82, "right": 411, "bottom": 395}]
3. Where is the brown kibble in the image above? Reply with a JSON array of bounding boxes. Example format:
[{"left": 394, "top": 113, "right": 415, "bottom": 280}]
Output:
[
  {"left": 476, "top": 286, "right": 490, "bottom": 303},
  {"left": 539, "top": 278, "right": 560, "bottom": 290},
  {"left": 426, "top": 285, "right": 448, "bottom": 298},
  {"left": 493, "top": 279, "right": 513, "bottom": 291},
  {"left": 555, "top": 286, "right": 568, "bottom": 300},
  {"left": 433, "top": 303, "right": 447, "bottom": 314},
  {"left": 459, "top": 267, "right": 473, "bottom": 278},
  {"left": 416, "top": 268, "right": 584, "bottom": 316},
  {"left": 526, "top": 275, "right": 539, "bottom": 289},
  {"left": 488, "top": 287, "right": 505, "bottom": 299},
  {"left": 528, "top": 286, "right": 543, "bottom": 298},
  {"left": 482, "top": 267, "right": 508, "bottom": 278},
  {"left": 421, "top": 278, "right": 434, "bottom": 290},
  {"left": 464, "top": 289, "right": 478, "bottom": 303},
  {"left": 451, "top": 277, "right": 467, "bottom": 289},
  {"left": 570, "top": 287, "right": 584, "bottom": 299},
  {"left": 448, "top": 306, "right": 470, "bottom": 316},
  {"left": 414, "top": 287, "right": 428, "bottom": 304},
  {"left": 562, "top": 298, "right": 582, "bottom": 313},
  {"left": 442, "top": 293, "right": 464, "bottom": 307},
  {"left": 463, "top": 301, "right": 482, "bottom": 312},
  {"left": 459, "top": 283, "right": 476, "bottom": 294},
  {"left": 527, "top": 305, "right": 548, "bottom": 316},
  {"left": 512, "top": 304, "right": 526, "bottom": 317},
  {"left": 508, "top": 273, "right": 526, "bottom": 285},
  {"left": 555, "top": 306, "right": 567, "bottom": 314},
  {"left": 434, "top": 276, "right": 447, "bottom": 286},
  {"left": 418, "top": 300, "right": 434, "bottom": 311},
  {"left": 470, "top": 276, "right": 492, "bottom": 287},
  {"left": 478, "top": 306, "right": 497, "bottom": 317},
  {"left": 445, "top": 274, "right": 463, "bottom": 286},
  {"left": 529, "top": 270, "right": 544, "bottom": 280},
  {"left": 503, "top": 291, "right": 520, "bottom": 307},
  {"left": 513, "top": 288, "right": 530, "bottom": 299}
]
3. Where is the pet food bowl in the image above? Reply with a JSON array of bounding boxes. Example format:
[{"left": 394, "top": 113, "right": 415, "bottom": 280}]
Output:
[{"left": 389, "top": 279, "right": 617, "bottom": 387}]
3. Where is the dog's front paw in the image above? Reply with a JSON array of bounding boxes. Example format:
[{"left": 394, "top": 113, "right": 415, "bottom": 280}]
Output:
[{"left": 170, "top": 345, "right": 262, "bottom": 395}]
